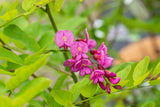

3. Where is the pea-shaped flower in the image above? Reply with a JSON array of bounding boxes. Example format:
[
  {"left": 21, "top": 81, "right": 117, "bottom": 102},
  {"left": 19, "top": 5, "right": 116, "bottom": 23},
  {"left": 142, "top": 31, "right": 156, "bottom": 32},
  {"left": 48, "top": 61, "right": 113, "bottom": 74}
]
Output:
[
  {"left": 55, "top": 30, "right": 74, "bottom": 50},
  {"left": 70, "top": 41, "right": 88, "bottom": 56}
]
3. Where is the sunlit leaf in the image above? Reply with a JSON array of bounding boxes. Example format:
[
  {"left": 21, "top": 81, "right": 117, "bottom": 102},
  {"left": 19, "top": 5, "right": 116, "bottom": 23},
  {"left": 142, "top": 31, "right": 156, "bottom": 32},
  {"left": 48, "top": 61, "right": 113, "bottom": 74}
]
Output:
[
  {"left": 80, "top": 82, "right": 97, "bottom": 97},
  {"left": 3, "top": 24, "right": 40, "bottom": 52},
  {"left": 0, "top": 47, "right": 23, "bottom": 65},
  {"left": 6, "top": 53, "right": 50, "bottom": 90},
  {"left": 51, "top": 90, "right": 73, "bottom": 106},
  {"left": 133, "top": 56, "right": 150, "bottom": 81},
  {"left": 13, "top": 77, "right": 51, "bottom": 107}
]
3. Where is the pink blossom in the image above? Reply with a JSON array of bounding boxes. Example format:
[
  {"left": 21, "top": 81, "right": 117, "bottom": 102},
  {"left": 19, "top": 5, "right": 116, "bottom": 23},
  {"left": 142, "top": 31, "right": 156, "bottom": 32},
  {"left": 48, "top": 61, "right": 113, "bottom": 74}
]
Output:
[
  {"left": 70, "top": 41, "right": 88, "bottom": 56},
  {"left": 104, "top": 70, "right": 121, "bottom": 84},
  {"left": 90, "top": 70, "right": 105, "bottom": 84},
  {"left": 85, "top": 29, "right": 96, "bottom": 49},
  {"left": 75, "top": 53, "right": 88, "bottom": 60},
  {"left": 55, "top": 30, "right": 74, "bottom": 50},
  {"left": 92, "top": 42, "right": 113, "bottom": 68},
  {"left": 63, "top": 59, "right": 75, "bottom": 67},
  {"left": 71, "top": 59, "right": 92, "bottom": 76}
]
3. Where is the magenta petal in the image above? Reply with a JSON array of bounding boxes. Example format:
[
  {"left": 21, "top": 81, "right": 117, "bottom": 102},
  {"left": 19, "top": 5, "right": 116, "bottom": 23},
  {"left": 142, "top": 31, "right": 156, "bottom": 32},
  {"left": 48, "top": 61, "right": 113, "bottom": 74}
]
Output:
[
  {"left": 98, "top": 76, "right": 104, "bottom": 83},
  {"left": 63, "top": 30, "right": 74, "bottom": 46},
  {"left": 93, "top": 77, "right": 98, "bottom": 84},
  {"left": 99, "top": 82, "right": 106, "bottom": 90},
  {"left": 109, "top": 72, "right": 117, "bottom": 78},
  {"left": 88, "top": 39, "right": 96, "bottom": 49},
  {"left": 74, "top": 60, "right": 82, "bottom": 70},
  {"left": 85, "top": 28, "right": 89, "bottom": 44},
  {"left": 76, "top": 54, "right": 82, "bottom": 60},
  {"left": 79, "top": 67, "right": 91, "bottom": 77},
  {"left": 90, "top": 72, "right": 95, "bottom": 80},
  {"left": 79, "top": 69, "right": 85, "bottom": 77},
  {"left": 63, "top": 59, "right": 75, "bottom": 67},
  {"left": 106, "top": 84, "right": 111, "bottom": 94},
  {"left": 70, "top": 41, "right": 88, "bottom": 56},
  {"left": 82, "top": 59, "right": 92, "bottom": 66},
  {"left": 84, "top": 67, "right": 92, "bottom": 74},
  {"left": 82, "top": 54, "right": 88, "bottom": 59},
  {"left": 109, "top": 77, "right": 121, "bottom": 84},
  {"left": 102, "top": 57, "right": 114, "bottom": 68}
]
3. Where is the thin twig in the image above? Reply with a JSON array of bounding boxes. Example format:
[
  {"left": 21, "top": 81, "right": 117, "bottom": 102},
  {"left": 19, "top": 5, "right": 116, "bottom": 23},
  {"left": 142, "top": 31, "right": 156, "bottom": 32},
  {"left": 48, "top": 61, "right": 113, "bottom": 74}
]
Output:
[{"left": 47, "top": 63, "right": 70, "bottom": 75}]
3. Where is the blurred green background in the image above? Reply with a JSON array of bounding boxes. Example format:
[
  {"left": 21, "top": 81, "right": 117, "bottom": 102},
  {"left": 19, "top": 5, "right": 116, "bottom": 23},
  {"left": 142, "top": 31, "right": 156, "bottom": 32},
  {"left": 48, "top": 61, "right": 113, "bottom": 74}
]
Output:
[{"left": 0, "top": 0, "right": 160, "bottom": 107}]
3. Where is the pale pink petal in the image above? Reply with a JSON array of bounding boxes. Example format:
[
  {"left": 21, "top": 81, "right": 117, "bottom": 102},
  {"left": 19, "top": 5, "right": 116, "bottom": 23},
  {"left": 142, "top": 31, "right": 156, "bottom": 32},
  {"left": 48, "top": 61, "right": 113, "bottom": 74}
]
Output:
[
  {"left": 55, "top": 30, "right": 64, "bottom": 48},
  {"left": 63, "top": 30, "right": 74, "bottom": 46}
]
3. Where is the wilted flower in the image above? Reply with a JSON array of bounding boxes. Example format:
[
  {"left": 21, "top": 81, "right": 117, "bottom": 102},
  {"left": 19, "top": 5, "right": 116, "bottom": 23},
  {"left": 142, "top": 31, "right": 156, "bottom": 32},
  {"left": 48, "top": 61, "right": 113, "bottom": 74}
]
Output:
[{"left": 55, "top": 30, "right": 74, "bottom": 50}]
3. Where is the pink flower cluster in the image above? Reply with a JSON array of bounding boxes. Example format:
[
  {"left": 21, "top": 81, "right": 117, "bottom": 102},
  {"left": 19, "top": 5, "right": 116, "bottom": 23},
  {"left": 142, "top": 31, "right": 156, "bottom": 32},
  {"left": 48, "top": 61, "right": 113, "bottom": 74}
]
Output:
[{"left": 55, "top": 28, "right": 121, "bottom": 94}]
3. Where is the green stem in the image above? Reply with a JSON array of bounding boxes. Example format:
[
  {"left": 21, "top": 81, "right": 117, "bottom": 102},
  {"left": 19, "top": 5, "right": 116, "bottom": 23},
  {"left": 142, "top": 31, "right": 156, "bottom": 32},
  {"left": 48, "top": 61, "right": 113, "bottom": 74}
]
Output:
[{"left": 46, "top": 4, "right": 58, "bottom": 32}]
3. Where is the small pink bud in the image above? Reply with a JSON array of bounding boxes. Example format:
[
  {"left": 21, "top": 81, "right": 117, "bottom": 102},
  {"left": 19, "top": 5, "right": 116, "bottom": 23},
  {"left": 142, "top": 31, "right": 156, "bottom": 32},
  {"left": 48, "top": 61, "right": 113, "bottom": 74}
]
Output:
[
  {"left": 90, "top": 49, "right": 97, "bottom": 55},
  {"left": 113, "top": 85, "right": 122, "bottom": 90},
  {"left": 98, "top": 65, "right": 104, "bottom": 70},
  {"left": 106, "top": 83, "right": 111, "bottom": 94}
]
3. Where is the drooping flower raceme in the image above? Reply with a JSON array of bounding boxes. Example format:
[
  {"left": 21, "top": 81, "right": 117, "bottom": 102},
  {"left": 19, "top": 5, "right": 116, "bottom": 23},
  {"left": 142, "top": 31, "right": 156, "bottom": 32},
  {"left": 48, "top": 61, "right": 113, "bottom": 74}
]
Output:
[
  {"left": 55, "top": 28, "right": 121, "bottom": 94},
  {"left": 55, "top": 30, "right": 74, "bottom": 50}
]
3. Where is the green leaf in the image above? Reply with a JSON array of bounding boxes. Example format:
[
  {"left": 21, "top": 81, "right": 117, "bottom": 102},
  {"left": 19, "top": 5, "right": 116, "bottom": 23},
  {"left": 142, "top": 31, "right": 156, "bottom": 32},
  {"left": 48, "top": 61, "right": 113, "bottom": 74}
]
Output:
[
  {"left": 141, "top": 101, "right": 155, "bottom": 107},
  {"left": 6, "top": 53, "right": 50, "bottom": 90},
  {"left": 35, "top": 0, "right": 50, "bottom": 5},
  {"left": 80, "top": 82, "right": 97, "bottom": 97},
  {"left": 13, "top": 77, "right": 51, "bottom": 107},
  {"left": 52, "top": 0, "right": 64, "bottom": 12},
  {"left": 116, "top": 65, "right": 131, "bottom": 81},
  {"left": 24, "top": 21, "right": 41, "bottom": 39},
  {"left": 7, "top": 0, "right": 19, "bottom": 11},
  {"left": 22, "top": 0, "right": 37, "bottom": 11},
  {"left": 110, "top": 63, "right": 132, "bottom": 73},
  {"left": 134, "top": 71, "right": 151, "bottom": 86},
  {"left": 149, "top": 78, "right": 160, "bottom": 86},
  {"left": 0, "top": 9, "right": 18, "bottom": 21},
  {"left": 70, "top": 78, "right": 89, "bottom": 101},
  {"left": 38, "top": 31, "right": 55, "bottom": 50},
  {"left": 51, "top": 90, "right": 73, "bottom": 106},
  {"left": 0, "top": 81, "right": 8, "bottom": 95},
  {"left": 28, "top": 100, "right": 45, "bottom": 107},
  {"left": 0, "top": 47, "right": 23, "bottom": 65},
  {"left": 58, "top": 17, "right": 87, "bottom": 35},
  {"left": 0, "top": 65, "right": 15, "bottom": 76},
  {"left": 52, "top": 75, "right": 67, "bottom": 90},
  {"left": 152, "top": 62, "right": 160, "bottom": 77},
  {"left": 3, "top": 24, "right": 40, "bottom": 52},
  {"left": 41, "top": 91, "right": 61, "bottom": 107},
  {"left": 0, "top": 96, "right": 12, "bottom": 107},
  {"left": 133, "top": 56, "right": 150, "bottom": 81}
]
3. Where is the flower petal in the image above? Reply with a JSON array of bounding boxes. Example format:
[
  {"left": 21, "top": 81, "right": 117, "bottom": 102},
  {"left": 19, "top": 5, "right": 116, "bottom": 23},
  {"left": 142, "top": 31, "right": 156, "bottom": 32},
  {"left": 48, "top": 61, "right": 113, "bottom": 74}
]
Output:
[
  {"left": 99, "top": 82, "right": 106, "bottom": 90},
  {"left": 98, "top": 76, "right": 104, "bottom": 83},
  {"left": 109, "top": 77, "right": 121, "bottom": 84},
  {"left": 63, "top": 59, "right": 75, "bottom": 67}
]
